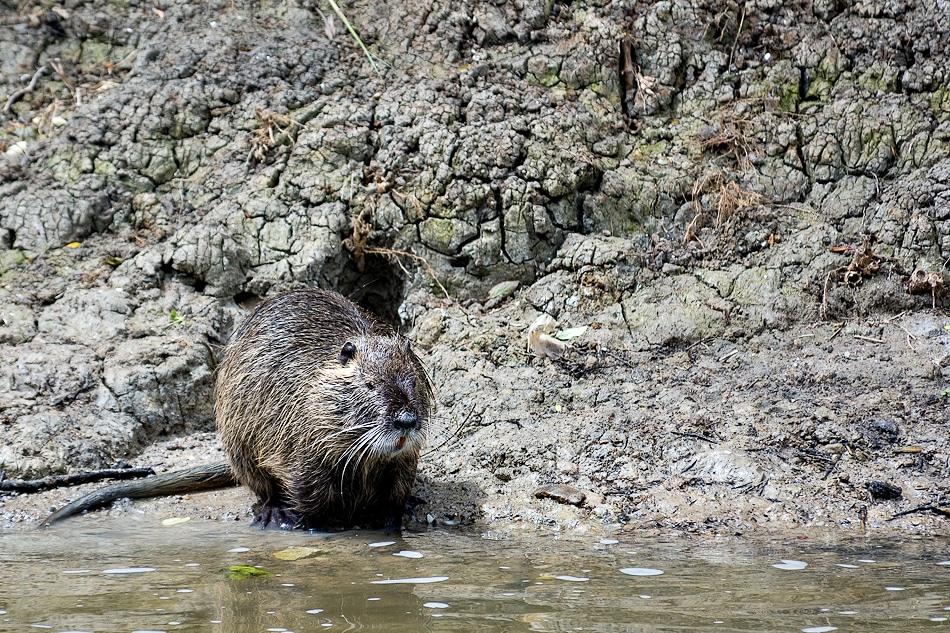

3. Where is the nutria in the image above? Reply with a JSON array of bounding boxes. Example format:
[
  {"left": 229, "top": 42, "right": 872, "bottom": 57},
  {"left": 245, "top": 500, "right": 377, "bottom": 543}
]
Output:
[{"left": 42, "top": 288, "right": 433, "bottom": 531}]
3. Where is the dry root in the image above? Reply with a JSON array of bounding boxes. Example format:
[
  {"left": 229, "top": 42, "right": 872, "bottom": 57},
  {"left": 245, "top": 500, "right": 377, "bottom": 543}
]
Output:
[
  {"left": 248, "top": 109, "right": 302, "bottom": 165},
  {"left": 684, "top": 172, "right": 765, "bottom": 244}
]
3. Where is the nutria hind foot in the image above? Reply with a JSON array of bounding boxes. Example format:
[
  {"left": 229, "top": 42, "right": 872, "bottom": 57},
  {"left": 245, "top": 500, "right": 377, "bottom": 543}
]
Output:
[{"left": 253, "top": 504, "right": 301, "bottom": 530}]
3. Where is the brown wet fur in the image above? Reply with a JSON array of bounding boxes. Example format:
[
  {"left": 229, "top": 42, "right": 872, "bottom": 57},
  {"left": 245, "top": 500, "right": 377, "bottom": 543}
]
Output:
[{"left": 215, "top": 288, "right": 434, "bottom": 531}]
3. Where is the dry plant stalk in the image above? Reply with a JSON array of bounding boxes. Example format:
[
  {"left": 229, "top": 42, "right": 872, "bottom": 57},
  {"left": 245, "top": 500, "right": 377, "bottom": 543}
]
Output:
[{"left": 684, "top": 172, "right": 765, "bottom": 244}]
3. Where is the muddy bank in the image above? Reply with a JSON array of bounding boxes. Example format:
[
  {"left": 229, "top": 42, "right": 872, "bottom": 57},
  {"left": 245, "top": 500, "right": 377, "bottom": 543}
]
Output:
[{"left": 0, "top": 0, "right": 948, "bottom": 535}]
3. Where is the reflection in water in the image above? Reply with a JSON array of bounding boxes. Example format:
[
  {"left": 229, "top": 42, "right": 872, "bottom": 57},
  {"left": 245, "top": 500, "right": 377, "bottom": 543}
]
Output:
[{"left": 0, "top": 519, "right": 948, "bottom": 632}]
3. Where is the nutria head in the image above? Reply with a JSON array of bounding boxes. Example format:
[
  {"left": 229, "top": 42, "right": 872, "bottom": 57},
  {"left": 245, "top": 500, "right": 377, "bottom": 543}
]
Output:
[{"left": 320, "top": 333, "right": 433, "bottom": 477}]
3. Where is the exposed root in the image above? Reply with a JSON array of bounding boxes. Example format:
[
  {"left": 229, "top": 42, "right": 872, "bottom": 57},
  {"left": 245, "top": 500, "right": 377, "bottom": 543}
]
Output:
[
  {"left": 684, "top": 172, "right": 765, "bottom": 244},
  {"left": 247, "top": 109, "right": 303, "bottom": 165}
]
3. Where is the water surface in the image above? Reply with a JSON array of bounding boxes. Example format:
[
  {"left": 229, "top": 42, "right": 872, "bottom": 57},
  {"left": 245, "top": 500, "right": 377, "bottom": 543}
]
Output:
[{"left": 2, "top": 519, "right": 949, "bottom": 632}]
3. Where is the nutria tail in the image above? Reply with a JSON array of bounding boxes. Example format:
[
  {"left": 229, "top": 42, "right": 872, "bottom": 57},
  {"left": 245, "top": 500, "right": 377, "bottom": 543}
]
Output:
[{"left": 40, "top": 462, "right": 236, "bottom": 527}]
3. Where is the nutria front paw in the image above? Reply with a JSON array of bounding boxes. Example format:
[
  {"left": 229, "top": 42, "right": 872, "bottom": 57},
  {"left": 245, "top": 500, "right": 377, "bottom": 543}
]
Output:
[{"left": 253, "top": 504, "right": 301, "bottom": 530}]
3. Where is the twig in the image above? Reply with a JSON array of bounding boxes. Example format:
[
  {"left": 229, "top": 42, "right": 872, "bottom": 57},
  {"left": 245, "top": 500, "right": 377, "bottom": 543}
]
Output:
[
  {"left": 364, "top": 246, "right": 451, "bottom": 300},
  {"left": 718, "top": 349, "right": 740, "bottom": 362},
  {"left": 423, "top": 404, "right": 477, "bottom": 456},
  {"left": 672, "top": 431, "right": 719, "bottom": 444},
  {"left": 887, "top": 505, "right": 950, "bottom": 521},
  {"left": 3, "top": 66, "right": 46, "bottom": 114},
  {"left": 0, "top": 468, "right": 155, "bottom": 493},
  {"left": 828, "top": 323, "right": 844, "bottom": 341},
  {"left": 854, "top": 335, "right": 886, "bottom": 344}
]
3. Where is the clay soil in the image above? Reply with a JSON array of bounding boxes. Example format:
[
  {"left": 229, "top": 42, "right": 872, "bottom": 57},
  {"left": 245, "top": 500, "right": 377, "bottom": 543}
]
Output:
[{"left": 1, "top": 0, "right": 949, "bottom": 538}]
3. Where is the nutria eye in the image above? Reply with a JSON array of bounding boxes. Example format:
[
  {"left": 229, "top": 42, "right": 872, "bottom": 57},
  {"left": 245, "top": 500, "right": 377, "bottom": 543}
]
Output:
[
  {"left": 365, "top": 382, "right": 375, "bottom": 390},
  {"left": 339, "top": 341, "right": 357, "bottom": 364}
]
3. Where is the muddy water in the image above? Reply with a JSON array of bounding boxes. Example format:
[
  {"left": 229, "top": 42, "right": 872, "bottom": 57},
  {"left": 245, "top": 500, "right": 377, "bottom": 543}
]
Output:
[{"left": 1, "top": 520, "right": 948, "bottom": 632}]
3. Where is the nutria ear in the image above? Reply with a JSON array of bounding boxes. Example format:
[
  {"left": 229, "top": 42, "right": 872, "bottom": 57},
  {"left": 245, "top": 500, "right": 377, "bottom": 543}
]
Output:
[
  {"left": 402, "top": 339, "right": 411, "bottom": 353},
  {"left": 340, "top": 341, "right": 357, "bottom": 364}
]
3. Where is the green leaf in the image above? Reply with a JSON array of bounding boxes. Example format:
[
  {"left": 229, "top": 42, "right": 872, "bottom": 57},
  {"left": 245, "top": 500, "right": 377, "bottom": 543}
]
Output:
[{"left": 227, "top": 565, "right": 274, "bottom": 580}]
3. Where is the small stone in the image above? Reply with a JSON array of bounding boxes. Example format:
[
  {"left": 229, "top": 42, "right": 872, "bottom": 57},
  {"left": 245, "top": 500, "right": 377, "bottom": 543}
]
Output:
[
  {"left": 534, "top": 483, "right": 586, "bottom": 506},
  {"left": 866, "top": 481, "right": 902, "bottom": 500}
]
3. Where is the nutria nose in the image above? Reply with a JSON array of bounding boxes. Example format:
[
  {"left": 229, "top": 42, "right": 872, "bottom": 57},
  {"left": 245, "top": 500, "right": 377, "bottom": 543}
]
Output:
[{"left": 393, "top": 411, "right": 418, "bottom": 431}]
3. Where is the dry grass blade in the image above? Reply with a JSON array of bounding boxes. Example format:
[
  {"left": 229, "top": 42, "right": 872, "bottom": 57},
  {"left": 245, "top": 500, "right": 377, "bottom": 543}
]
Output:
[{"left": 324, "top": 0, "right": 382, "bottom": 77}]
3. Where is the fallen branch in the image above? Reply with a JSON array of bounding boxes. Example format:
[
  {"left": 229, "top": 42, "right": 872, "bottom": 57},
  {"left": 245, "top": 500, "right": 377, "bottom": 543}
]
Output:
[
  {"left": 887, "top": 504, "right": 950, "bottom": 521},
  {"left": 0, "top": 467, "right": 155, "bottom": 493}
]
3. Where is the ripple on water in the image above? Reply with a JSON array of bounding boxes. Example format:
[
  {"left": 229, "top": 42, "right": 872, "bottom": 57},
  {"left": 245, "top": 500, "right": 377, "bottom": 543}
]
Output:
[
  {"left": 102, "top": 567, "right": 156, "bottom": 574},
  {"left": 600, "top": 539, "right": 619, "bottom": 545},
  {"left": 371, "top": 576, "right": 449, "bottom": 585},
  {"left": 619, "top": 568, "right": 664, "bottom": 576},
  {"left": 393, "top": 551, "right": 423, "bottom": 559},
  {"left": 772, "top": 560, "right": 808, "bottom": 571},
  {"left": 835, "top": 564, "right": 859, "bottom": 569},
  {"left": 368, "top": 541, "right": 396, "bottom": 548},
  {"left": 306, "top": 609, "right": 324, "bottom": 614},
  {"left": 802, "top": 627, "right": 837, "bottom": 633},
  {"left": 424, "top": 602, "right": 449, "bottom": 609},
  {"left": 228, "top": 547, "right": 250, "bottom": 553},
  {"left": 555, "top": 575, "right": 589, "bottom": 582}
]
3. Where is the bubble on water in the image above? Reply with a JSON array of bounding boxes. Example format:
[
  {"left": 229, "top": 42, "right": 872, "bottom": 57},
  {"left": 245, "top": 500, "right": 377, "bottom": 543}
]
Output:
[
  {"left": 321, "top": 623, "right": 332, "bottom": 627},
  {"left": 228, "top": 547, "right": 250, "bottom": 553},
  {"left": 937, "top": 561, "right": 950, "bottom": 566},
  {"left": 306, "top": 609, "right": 324, "bottom": 615},
  {"left": 857, "top": 559, "right": 875, "bottom": 563},
  {"left": 930, "top": 617, "right": 949, "bottom": 622},
  {"left": 772, "top": 560, "right": 808, "bottom": 571},
  {"left": 801, "top": 627, "right": 837, "bottom": 633},
  {"left": 266, "top": 628, "right": 287, "bottom": 632},
  {"left": 393, "top": 551, "right": 423, "bottom": 559},
  {"left": 499, "top": 566, "right": 511, "bottom": 570},
  {"left": 835, "top": 564, "right": 859, "bottom": 569},
  {"left": 210, "top": 620, "right": 222, "bottom": 624},
  {"left": 600, "top": 539, "right": 619, "bottom": 545},
  {"left": 131, "top": 630, "right": 166, "bottom": 633},
  {"left": 424, "top": 602, "right": 449, "bottom": 609},
  {"left": 281, "top": 583, "right": 295, "bottom": 587},
  {"left": 185, "top": 563, "right": 200, "bottom": 567},
  {"left": 167, "top": 623, "right": 181, "bottom": 626},
  {"left": 639, "top": 594, "right": 651, "bottom": 599},
  {"left": 62, "top": 570, "right": 90, "bottom": 574},
  {"left": 371, "top": 576, "right": 449, "bottom": 585},
  {"left": 177, "top": 589, "right": 194, "bottom": 593},
  {"left": 713, "top": 621, "right": 724, "bottom": 624},
  {"left": 367, "top": 597, "right": 381, "bottom": 601},
  {"left": 29, "top": 625, "right": 52, "bottom": 630},
  {"left": 555, "top": 575, "right": 589, "bottom": 582},
  {"left": 0, "top": 611, "right": 6, "bottom": 615},
  {"left": 369, "top": 541, "right": 396, "bottom": 548},
  {"left": 502, "top": 592, "right": 515, "bottom": 596},
  {"left": 839, "top": 611, "right": 858, "bottom": 615},
  {"left": 103, "top": 567, "right": 156, "bottom": 574},
  {"left": 620, "top": 568, "right": 664, "bottom": 576},
  {"left": 884, "top": 586, "right": 905, "bottom": 591}
]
